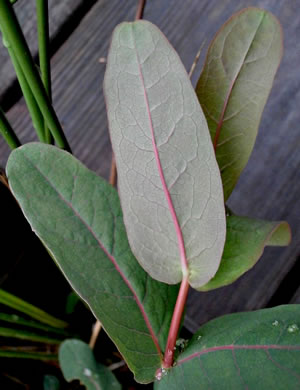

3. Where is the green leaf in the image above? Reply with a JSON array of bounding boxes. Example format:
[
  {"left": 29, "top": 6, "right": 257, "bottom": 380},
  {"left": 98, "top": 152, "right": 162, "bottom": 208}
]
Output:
[
  {"left": 196, "top": 8, "right": 282, "bottom": 200},
  {"left": 6, "top": 143, "right": 178, "bottom": 383},
  {"left": 43, "top": 375, "right": 61, "bottom": 390},
  {"left": 104, "top": 20, "right": 226, "bottom": 289},
  {"left": 0, "top": 288, "right": 68, "bottom": 329},
  {"left": 59, "top": 339, "right": 121, "bottom": 390},
  {"left": 155, "top": 305, "right": 300, "bottom": 389},
  {"left": 199, "top": 215, "right": 291, "bottom": 291},
  {"left": 65, "top": 291, "right": 81, "bottom": 315}
]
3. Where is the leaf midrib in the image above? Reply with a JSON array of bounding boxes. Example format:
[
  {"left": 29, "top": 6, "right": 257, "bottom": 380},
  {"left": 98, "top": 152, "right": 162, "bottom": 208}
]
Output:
[
  {"left": 131, "top": 23, "right": 188, "bottom": 277},
  {"left": 20, "top": 150, "right": 163, "bottom": 359},
  {"left": 178, "top": 343, "right": 300, "bottom": 365},
  {"left": 212, "top": 12, "right": 265, "bottom": 149}
]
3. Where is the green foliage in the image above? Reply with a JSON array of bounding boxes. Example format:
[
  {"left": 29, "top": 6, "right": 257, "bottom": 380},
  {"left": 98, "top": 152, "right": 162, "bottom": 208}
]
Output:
[
  {"left": 6, "top": 143, "right": 178, "bottom": 383},
  {"left": 1, "top": 3, "right": 296, "bottom": 389},
  {"left": 0, "top": 288, "right": 68, "bottom": 328},
  {"left": 196, "top": 8, "right": 282, "bottom": 200},
  {"left": 199, "top": 215, "right": 291, "bottom": 291},
  {"left": 155, "top": 306, "right": 300, "bottom": 389},
  {"left": 0, "top": 0, "right": 70, "bottom": 149},
  {"left": 59, "top": 339, "right": 121, "bottom": 390},
  {"left": 0, "top": 326, "right": 61, "bottom": 344},
  {"left": 65, "top": 292, "right": 81, "bottom": 315},
  {"left": 0, "top": 290, "right": 69, "bottom": 362},
  {"left": 0, "top": 313, "right": 70, "bottom": 336},
  {"left": 0, "top": 350, "right": 58, "bottom": 360},
  {"left": 43, "top": 375, "right": 61, "bottom": 390}
]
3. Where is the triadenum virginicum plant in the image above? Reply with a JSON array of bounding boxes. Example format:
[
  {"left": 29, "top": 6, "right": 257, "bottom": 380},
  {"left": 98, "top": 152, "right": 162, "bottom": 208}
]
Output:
[{"left": 4, "top": 5, "right": 299, "bottom": 389}]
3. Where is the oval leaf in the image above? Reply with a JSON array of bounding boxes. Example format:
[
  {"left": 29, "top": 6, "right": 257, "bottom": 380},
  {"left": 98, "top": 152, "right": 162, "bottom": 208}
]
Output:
[
  {"left": 59, "top": 339, "right": 121, "bottom": 390},
  {"left": 199, "top": 215, "right": 291, "bottom": 291},
  {"left": 155, "top": 305, "right": 300, "bottom": 389},
  {"left": 196, "top": 8, "right": 282, "bottom": 200},
  {"left": 6, "top": 143, "right": 179, "bottom": 383},
  {"left": 104, "top": 20, "right": 226, "bottom": 289}
]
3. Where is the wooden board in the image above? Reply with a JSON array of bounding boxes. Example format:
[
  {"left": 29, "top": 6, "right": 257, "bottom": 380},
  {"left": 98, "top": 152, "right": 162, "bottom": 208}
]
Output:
[
  {"left": 291, "top": 289, "right": 300, "bottom": 304},
  {"left": 0, "top": 0, "right": 299, "bottom": 333}
]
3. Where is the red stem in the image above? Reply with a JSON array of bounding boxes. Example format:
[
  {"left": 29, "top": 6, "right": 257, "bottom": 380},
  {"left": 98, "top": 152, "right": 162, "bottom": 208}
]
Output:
[
  {"left": 162, "top": 276, "right": 189, "bottom": 368},
  {"left": 135, "top": 0, "right": 146, "bottom": 20}
]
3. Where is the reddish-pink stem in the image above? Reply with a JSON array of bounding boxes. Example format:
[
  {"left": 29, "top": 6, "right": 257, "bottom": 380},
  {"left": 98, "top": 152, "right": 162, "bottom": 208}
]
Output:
[
  {"left": 212, "top": 78, "right": 234, "bottom": 151},
  {"left": 132, "top": 6, "right": 190, "bottom": 369},
  {"left": 135, "top": 0, "right": 146, "bottom": 20},
  {"left": 162, "top": 276, "right": 189, "bottom": 369},
  {"left": 178, "top": 344, "right": 300, "bottom": 365}
]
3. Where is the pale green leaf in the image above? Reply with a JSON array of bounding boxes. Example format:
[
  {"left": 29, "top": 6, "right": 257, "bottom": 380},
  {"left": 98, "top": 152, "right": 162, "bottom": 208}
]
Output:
[
  {"left": 6, "top": 143, "right": 178, "bottom": 383},
  {"left": 155, "top": 305, "right": 300, "bottom": 389},
  {"left": 59, "top": 339, "right": 121, "bottom": 390},
  {"left": 196, "top": 8, "right": 282, "bottom": 200},
  {"left": 104, "top": 20, "right": 226, "bottom": 289},
  {"left": 199, "top": 215, "right": 291, "bottom": 291}
]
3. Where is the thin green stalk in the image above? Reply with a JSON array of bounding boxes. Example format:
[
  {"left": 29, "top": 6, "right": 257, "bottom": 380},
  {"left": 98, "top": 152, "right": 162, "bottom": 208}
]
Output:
[
  {"left": 2, "top": 36, "right": 46, "bottom": 142},
  {"left": 0, "top": 0, "right": 71, "bottom": 151},
  {"left": 0, "top": 313, "right": 70, "bottom": 336},
  {"left": 0, "top": 289, "right": 68, "bottom": 329},
  {"left": 0, "top": 107, "right": 20, "bottom": 148},
  {"left": 0, "top": 348, "right": 57, "bottom": 360},
  {"left": 37, "top": 0, "right": 53, "bottom": 144},
  {"left": 0, "top": 326, "right": 62, "bottom": 344},
  {"left": 9, "top": 0, "right": 17, "bottom": 4}
]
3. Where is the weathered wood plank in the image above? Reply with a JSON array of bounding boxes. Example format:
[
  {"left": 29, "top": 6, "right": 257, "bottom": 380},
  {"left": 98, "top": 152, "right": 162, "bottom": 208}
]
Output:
[
  {"left": 1, "top": 0, "right": 299, "bottom": 333},
  {"left": 291, "top": 288, "right": 300, "bottom": 304},
  {"left": 0, "top": 0, "right": 87, "bottom": 100}
]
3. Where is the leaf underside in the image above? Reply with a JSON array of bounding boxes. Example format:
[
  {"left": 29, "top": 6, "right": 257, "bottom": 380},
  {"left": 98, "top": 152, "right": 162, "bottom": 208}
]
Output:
[
  {"left": 155, "top": 305, "right": 300, "bottom": 389},
  {"left": 199, "top": 215, "right": 291, "bottom": 291},
  {"left": 6, "top": 143, "right": 179, "bottom": 383},
  {"left": 59, "top": 339, "right": 121, "bottom": 390},
  {"left": 196, "top": 8, "right": 282, "bottom": 201},
  {"left": 104, "top": 20, "right": 226, "bottom": 289}
]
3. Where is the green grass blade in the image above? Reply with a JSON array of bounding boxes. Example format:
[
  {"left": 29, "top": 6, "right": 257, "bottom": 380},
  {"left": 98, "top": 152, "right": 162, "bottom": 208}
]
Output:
[
  {"left": 2, "top": 35, "right": 46, "bottom": 142},
  {"left": 0, "top": 0, "right": 71, "bottom": 151},
  {"left": 0, "top": 106, "right": 21, "bottom": 149},
  {"left": 0, "top": 348, "right": 57, "bottom": 360},
  {"left": 0, "top": 313, "right": 70, "bottom": 336},
  {"left": 0, "top": 289, "right": 68, "bottom": 329},
  {"left": 0, "top": 326, "right": 62, "bottom": 344},
  {"left": 37, "top": 0, "right": 53, "bottom": 144}
]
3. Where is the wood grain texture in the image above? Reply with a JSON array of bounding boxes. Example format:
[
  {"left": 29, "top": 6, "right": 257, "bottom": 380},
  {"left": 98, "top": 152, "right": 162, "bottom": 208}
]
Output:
[
  {"left": 0, "top": 0, "right": 84, "bottom": 98},
  {"left": 0, "top": 0, "right": 299, "bottom": 333},
  {"left": 291, "top": 288, "right": 300, "bottom": 304}
]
